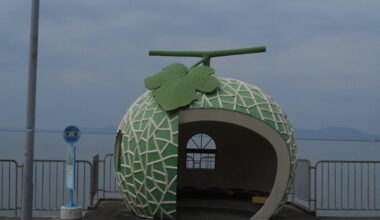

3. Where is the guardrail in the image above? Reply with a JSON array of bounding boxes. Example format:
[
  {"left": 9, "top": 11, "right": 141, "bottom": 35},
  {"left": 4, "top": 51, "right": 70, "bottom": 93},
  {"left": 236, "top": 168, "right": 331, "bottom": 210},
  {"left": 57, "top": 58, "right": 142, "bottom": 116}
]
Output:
[
  {"left": 2, "top": 156, "right": 380, "bottom": 217},
  {"left": 290, "top": 160, "right": 380, "bottom": 216},
  {"left": 90, "top": 154, "right": 120, "bottom": 206},
  {"left": 0, "top": 159, "right": 94, "bottom": 217},
  {"left": 290, "top": 159, "right": 313, "bottom": 209},
  {"left": 315, "top": 160, "right": 380, "bottom": 211},
  {"left": 0, "top": 160, "right": 20, "bottom": 216},
  {"left": 101, "top": 154, "right": 119, "bottom": 198},
  {"left": 32, "top": 160, "right": 92, "bottom": 211}
]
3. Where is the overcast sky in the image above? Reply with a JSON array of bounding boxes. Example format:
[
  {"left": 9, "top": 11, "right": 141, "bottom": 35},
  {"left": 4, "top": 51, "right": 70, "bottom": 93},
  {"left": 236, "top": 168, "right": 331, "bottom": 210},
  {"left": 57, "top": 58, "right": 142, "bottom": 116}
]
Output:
[{"left": 0, "top": 1, "right": 379, "bottom": 134}]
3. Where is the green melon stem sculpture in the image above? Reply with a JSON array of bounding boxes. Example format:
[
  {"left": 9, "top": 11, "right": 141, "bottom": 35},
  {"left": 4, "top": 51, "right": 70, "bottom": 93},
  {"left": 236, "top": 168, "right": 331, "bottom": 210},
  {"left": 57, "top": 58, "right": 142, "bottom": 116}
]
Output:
[
  {"left": 115, "top": 46, "right": 297, "bottom": 220},
  {"left": 149, "top": 46, "right": 266, "bottom": 67},
  {"left": 145, "top": 47, "right": 266, "bottom": 111}
]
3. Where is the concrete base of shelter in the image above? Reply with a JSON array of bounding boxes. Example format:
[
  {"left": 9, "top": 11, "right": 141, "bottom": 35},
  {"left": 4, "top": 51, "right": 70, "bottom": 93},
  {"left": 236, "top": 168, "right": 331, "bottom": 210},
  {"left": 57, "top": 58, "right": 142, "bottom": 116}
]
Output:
[
  {"left": 60, "top": 206, "right": 82, "bottom": 220},
  {"left": 82, "top": 199, "right": 380, "bottom": 220}
]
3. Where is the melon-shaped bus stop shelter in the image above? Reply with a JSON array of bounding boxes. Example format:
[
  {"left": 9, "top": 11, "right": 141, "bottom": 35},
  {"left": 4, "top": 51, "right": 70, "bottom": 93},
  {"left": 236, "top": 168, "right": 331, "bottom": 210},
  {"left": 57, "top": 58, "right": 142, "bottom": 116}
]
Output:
[{"left": 114, "top": 48, "right": 297, "bottom": 220}]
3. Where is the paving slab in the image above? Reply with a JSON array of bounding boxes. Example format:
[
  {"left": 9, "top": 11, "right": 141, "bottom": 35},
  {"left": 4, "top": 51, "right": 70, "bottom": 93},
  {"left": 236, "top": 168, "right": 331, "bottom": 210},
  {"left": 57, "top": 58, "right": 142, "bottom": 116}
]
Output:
[{"left": 3, "top": 200, "right": 378, "bottom": 220}]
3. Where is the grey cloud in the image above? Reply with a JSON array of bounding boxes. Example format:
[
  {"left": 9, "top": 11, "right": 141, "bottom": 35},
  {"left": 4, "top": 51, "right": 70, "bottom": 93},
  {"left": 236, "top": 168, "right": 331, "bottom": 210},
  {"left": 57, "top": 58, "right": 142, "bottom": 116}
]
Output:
[{"left": 0, "top": 0, "right": 379, "bottom": 134}]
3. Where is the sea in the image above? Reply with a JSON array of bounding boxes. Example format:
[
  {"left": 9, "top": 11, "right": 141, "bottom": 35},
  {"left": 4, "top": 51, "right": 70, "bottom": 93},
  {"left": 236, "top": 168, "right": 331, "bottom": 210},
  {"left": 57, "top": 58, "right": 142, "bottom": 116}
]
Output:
[
  {"left": 0, "top": 131, "right": 115, "bottom": 162},
  {"left": 1, "top": 131, "right": 379, "bottom": 164}
]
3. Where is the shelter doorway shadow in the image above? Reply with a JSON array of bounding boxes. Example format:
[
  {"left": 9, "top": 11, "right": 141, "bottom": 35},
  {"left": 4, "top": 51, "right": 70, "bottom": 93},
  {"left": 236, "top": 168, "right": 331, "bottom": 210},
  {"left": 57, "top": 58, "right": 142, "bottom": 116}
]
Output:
[{"left": 177, "top": 110, "right": 278, "bottom": 219}]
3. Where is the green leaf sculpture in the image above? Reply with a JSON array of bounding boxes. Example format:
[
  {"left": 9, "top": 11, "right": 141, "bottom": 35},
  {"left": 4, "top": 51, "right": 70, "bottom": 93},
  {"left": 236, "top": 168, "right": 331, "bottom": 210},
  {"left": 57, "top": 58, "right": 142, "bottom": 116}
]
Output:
[{"left": 144, "top": 63, "right": 220, "bottom": 111}]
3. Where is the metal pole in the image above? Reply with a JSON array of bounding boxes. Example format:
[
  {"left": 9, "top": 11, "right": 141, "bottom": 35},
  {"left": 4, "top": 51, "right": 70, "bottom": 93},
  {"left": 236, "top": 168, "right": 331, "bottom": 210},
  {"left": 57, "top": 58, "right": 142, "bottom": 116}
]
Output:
[
  {"left": 22, "top": 0, "right": 40, "bottom": 219},
  {"left": 67, "top": 143, "right": 76, "bottom": 207}
]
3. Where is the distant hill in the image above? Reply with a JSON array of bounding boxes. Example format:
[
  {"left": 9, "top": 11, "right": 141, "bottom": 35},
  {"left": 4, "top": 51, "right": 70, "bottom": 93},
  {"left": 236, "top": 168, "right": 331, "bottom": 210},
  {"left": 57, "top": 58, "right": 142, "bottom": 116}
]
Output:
[{"left": 295, "top": 127, "right": 379, "bottom": 142}]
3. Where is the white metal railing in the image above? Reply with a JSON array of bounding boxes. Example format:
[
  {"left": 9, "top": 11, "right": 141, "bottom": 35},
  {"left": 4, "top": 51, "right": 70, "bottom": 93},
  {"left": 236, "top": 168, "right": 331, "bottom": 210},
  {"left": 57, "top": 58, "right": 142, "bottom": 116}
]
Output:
[
  {"left": 290, "top": 159, "right": 380, "bottom": 216},
  {"left": 2, "top": 155, "right": 380, "bottom": 217}
]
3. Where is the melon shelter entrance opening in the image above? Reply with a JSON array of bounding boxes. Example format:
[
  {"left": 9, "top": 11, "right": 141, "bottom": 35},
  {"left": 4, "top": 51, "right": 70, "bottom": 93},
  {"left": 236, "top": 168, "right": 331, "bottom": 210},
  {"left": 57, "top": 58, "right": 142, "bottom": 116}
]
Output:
[{"left": 176, "top": 109, "right": 278, "bottom": 218}]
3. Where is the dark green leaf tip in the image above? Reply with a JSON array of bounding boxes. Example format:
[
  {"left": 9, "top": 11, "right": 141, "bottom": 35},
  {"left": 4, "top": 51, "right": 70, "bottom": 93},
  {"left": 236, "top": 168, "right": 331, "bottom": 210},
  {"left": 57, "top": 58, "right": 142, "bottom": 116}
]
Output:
[{"left": 144, "top": 63, "right": 220, "bottom": 111}]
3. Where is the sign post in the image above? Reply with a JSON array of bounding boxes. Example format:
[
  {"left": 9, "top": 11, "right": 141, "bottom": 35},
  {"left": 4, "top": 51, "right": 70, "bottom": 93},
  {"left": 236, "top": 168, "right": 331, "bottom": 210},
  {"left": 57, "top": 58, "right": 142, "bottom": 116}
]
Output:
[{"left": 61, "top": 125, "right": 82, "bottom": 219}]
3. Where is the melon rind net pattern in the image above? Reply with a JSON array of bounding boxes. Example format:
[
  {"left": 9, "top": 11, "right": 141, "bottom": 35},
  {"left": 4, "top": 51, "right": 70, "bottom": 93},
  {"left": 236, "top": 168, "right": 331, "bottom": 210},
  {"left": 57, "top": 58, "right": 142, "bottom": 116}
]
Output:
[
  {"left": 115, "top": 78, "right": 297, "bottom": 219},
  {"left": 115, "top": 92, "right": 179, "bottom": 219},
  {"left": 189, "top": 78, "right": 297, "bottom": 213}
]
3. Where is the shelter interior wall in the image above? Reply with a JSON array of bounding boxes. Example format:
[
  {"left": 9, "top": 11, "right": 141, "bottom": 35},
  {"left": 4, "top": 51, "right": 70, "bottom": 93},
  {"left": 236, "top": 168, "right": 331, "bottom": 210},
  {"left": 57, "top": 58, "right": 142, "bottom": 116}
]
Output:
[{"left": 178, "top": 121, "right": 277, "bottom": 193}]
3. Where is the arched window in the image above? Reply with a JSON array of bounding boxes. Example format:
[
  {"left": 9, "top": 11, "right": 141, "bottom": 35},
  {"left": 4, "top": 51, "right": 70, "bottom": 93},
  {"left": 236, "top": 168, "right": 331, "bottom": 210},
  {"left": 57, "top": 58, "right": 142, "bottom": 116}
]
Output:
[{"left": 186, "top": 133, "right": 216, "bottom": 169}]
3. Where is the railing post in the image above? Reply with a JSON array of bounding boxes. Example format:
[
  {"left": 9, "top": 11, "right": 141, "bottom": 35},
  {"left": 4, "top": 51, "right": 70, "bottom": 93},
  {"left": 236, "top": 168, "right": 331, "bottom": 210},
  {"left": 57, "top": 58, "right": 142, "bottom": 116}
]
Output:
[
  {"left": 90, "top": 155, "right": 99, "bottom": 207},
  {"left": 308, "top": 164, "right": 311, "bottom": 210},
  {"left": 15, "top": 161, "right": 19, "bottom": 217},
  {"left": 313, "top": 164, "right": 318, "bottom": 211},
  {"left": 309, "top": 165, "right": 316, "bottom": 212},
  {"left": 19, "top": 164, "right": 24, "bottom": 217}
]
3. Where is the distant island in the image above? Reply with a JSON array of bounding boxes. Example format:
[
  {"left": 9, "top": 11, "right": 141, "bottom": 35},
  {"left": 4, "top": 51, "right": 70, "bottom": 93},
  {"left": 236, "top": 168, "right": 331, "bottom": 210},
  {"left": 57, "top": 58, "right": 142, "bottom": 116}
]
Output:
[
  {"left": 1, "top": 126, "right": 379, "bottom": 142},
  {"left": 295, "top": 127, "right": 380, "bottom": 142}
]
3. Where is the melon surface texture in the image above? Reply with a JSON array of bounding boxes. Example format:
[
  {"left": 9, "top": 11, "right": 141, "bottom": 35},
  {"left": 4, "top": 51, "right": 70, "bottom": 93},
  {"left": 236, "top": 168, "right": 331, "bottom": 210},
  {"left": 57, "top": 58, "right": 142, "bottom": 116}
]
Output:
[{"left": 115, "top": 78, "right": 297, "bottom": 219}]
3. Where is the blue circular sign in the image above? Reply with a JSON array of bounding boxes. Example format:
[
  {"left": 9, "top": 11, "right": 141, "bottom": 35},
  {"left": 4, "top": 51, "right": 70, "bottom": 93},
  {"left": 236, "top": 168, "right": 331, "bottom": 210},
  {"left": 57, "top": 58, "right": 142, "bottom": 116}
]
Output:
[{"left": 63, "top": 125, "right": 81, "bottom": 143}]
